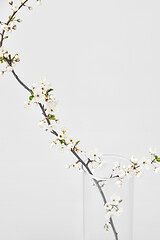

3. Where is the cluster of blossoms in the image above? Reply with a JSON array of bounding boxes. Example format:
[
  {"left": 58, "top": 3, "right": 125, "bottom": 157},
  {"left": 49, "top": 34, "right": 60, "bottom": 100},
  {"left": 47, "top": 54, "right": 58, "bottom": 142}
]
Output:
[
  {"left": 24, "top": 79, "right": 160, "bottom": 185},
  {"left": 24, "top": 78, "right": 104, "bottom": 170},
  {"left": 110, "top": 148, "right": 160, "bottom": 187},
  {"left": 0, "top": 0, "right": 42, "bottom": 75},
  {"left": 0, "top": 0, "right": 42, "bottom": 39},
  {"left": 0, "top": 2, "right": 23, "bottom": 33},
  {"left": 7, "top": 0, "right": 41, "bottom": 12},
  {"left": 104, "top": 194, "right": 123, "bottom": 232},
  {"left": 0, "top": 47, "right": 20, "bottom": 74},
  {"left": 25, "top": 78, "right": 58, "bottom": 116},
  {"left": 66, "top": 150, "right": 102, "bottom": 170},
  {"left": 0, "top": 20, "right": 18, "bottom": 33},
  {"left": 24, "top": 78, "right": 81, "bottom": 154},
  {"left": 50, "top": 126, "right": 79, "bottom": 153}
]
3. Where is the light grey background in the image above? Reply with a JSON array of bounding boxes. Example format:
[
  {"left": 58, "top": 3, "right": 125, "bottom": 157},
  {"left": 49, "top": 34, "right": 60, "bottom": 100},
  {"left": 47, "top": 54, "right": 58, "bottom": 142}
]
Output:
[{"left": 0, "top": 0, "right": 160, "bottom": 239}]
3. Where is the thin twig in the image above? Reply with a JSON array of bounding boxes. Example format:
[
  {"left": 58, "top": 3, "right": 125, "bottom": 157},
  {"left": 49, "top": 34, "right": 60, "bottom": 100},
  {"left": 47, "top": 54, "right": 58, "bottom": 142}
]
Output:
[
  {"left": 0, "top": 0, "right": 29, "bottom": 47},
  {"left": 12, "top": 69, "right": 32, "bottom": 93}
]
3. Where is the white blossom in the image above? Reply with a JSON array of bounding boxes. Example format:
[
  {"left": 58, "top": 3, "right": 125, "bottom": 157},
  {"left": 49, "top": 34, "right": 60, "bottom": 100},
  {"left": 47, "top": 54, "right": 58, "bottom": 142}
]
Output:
[
  {"left": 116, "top": 179, "right": 123, "bottom": 187},
  {"left": 136, "top": 171, "right": 143, "bottom": 178},
  {"left": 58, "top": 132, "right": 64, "bottom": 140},
  {"left": 118, "top": 169, "right": 126, "bottom": 178},
  {"left": 131, "top": 156, "right": 138, "bottom": 164},
  {"left": 89, "top": 151, "right": 102, "bottom": 164},
  {"left": 116, "top": 208, "right": 123, "bottom": 216},
  {"left": 110, "top": 194, "right": 121, "bottom": 205},
  {"left": 113, "top": 161, "right": 120, "bottom": 169},
  {"left": 37, "top": 0, "right": 42, "bottom": 6},
  {"left": 1, "top": 21, "right": 17, "bottom": 32},
  {"left": 51, "top": 141, "right": 57, "bottom": 148},
  {"left": 65, "top": 164, "right": 70, "bottom": 169},
  {"left": 154, "top": 167, "right": 160, "bottom": 174},
  {"left": 61, "top": 126, "right": 68, "bottom": 133},
  {"left": 24, "top": 102, "right": 32, "bottom": 110},
  {"left": 104, "top": 203, "right": 112, "bottom": 210},
  {"left": 12, "top": 5, "right": 18, "bottom": 11},
  {"left": 0, "top": 47, "right": 20, "bottom": 73},
  {"left": 149, "top": 147, "right": 157, "bottom": 155},
  {"left": 140, "top": 157, "right": 150, "bottom": 170},
  {"left": 45, "top": 124, "right": 54, "bottom": 132},
  {"left": 46, "top": 101, "right": 56, "bottom": 115},
  {"left": 38, "top": 121, "right": 44, "bottom": 128}
]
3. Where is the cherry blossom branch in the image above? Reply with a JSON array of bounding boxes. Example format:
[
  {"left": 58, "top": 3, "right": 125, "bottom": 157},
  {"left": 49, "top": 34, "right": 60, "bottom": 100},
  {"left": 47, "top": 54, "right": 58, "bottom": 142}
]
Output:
[
  {"left": 6, "top": 0, "right": 28, "bottom": 25},
  {"left": 2, "top": 45, "right": 113, "bottom": 213},
  {"left": 10, "top": 67, "right": 119, "bottom": 239},
  {"left": 1, "top": 1, "right": 160, "bottom": 239},
  {"left": 1, "top": 10, "right": 119, "bottom": 232},
  {"left": 0, "top": 0, "right": 29, "bottom": 48}
]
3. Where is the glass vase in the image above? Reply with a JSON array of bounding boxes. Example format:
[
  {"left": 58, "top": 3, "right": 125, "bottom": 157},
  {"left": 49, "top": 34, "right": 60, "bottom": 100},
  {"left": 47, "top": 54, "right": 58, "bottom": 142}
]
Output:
[{"left": 82, "top": 154, "right": 134, "bottom": 240}]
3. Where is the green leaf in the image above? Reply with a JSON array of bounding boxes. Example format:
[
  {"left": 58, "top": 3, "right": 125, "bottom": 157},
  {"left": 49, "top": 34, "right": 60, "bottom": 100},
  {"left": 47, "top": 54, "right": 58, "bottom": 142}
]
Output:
[
  {"left": 75, "top": 140, "right": 80, "bottom": 146},
  {"left": 156, "top": 158, "right": 160, "bottom": 162},
  {"left": 155, "top": 155, "right": 158, "bottom": 160},
  {"left": 119, "top": 199, "right": 123, "bottom": 203},
  {"left": 4, "top": 36, "right": 8, "bottom": 39},
  {"left": 59, "top": 139, "right": 65, "bottom": 145},
  {"left": 46, "top": 88, "right": 53, "bottom": 94},
  {"left": 50, "top": 114, "right": 55, "bottom": 120},
  {"left": 29, "top": 95, "right": 34, "bottom": 101},
  {"left": 0, "top": 57, "right": 3, "bottom": 63}
]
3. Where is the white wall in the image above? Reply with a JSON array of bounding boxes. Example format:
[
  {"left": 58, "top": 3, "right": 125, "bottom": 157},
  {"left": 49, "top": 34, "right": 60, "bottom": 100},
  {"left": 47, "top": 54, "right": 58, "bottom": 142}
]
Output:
[{"left": 0, "top": 0, "right": 160, "bottom": 239}]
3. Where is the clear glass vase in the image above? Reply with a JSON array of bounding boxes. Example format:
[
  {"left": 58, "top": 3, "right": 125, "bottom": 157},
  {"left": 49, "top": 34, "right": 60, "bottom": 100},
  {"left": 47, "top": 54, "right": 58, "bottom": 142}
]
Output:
[{"left": 83, "top": 154, "right": 134, "bottom": 240}]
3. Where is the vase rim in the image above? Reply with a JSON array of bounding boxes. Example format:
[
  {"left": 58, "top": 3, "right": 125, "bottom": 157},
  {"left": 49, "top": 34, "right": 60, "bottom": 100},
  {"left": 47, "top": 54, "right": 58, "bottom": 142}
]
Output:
[{"left": 102, "top": 153, "right": 130, "bottom": 160}]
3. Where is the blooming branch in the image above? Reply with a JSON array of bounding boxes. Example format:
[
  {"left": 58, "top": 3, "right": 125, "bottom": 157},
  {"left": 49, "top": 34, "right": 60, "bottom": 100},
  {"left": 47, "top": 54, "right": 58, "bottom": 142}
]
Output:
[
  {"left": 1, "top": 1, "right": 160, "bottom": 240},
  {"left": 104, "top": 194, "right": 123, "bottom": 232}
]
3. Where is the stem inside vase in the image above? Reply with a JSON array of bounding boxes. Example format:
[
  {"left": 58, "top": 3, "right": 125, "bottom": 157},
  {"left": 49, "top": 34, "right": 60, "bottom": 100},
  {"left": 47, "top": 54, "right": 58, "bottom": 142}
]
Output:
[{"left": 82, "top": 154, "right": 134, "bottom": 240}]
